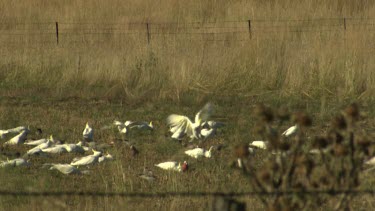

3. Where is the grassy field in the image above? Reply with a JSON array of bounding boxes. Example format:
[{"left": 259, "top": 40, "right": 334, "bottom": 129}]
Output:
[
  {"left": 1, "top": 0, "right": 375, "bottom": 104},
  {"left": 1, "top": 98, "right": 375, "bottom": 210},
  {"left": 1, "top": 0, "right": 375, "bottom": 210}
]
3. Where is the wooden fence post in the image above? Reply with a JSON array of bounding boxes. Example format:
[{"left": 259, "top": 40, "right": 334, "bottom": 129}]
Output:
[
  {"left": 343, "top": 17, "right": 346, "bottom": 31},
  {"left": 146, "top": 22, "right": 150, "bottom": 45},
  {"left": 55, "top": 22, "right": 59, "bottom": 45},
  {"left": 248, "top": 20, "right": 252, "bottom": 39}
]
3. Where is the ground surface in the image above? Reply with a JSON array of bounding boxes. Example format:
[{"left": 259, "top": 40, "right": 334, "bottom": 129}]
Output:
[{"left": 1, "top": 96, "right": 375, "bottom": 210}]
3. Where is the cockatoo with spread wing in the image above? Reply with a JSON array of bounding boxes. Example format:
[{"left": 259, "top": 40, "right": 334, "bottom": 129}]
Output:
[{"left": 167, "top": 103, "right": 213, "bottom": 140}]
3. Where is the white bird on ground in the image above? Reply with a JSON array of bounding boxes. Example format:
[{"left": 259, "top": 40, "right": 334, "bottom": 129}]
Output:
[
  {"left": 185, "top": 146, "right": 213, "bottom": 159},
  {"left": 24, "top": 138, "right": 49, "bottom": 146},
  {"left": 113, "top": 120, "right": 137, "bottom": 134},
  {"left": 131, "top": 121, "right": 154, "bottom": 130},
  {"left": 26, "top": 139, "right": 54, "bottom": 155},
  {"left": 199, "top": 120, "right": 225, "bottom": 139},
  {"left": 47, "top": 164, "right": 87, "bottom": 175},
  {"left": 62, "top": 141, "right": 85, "bottom": 153},
  {"left": 24, "top": 135, "right": 59, "bottom": 146},
  {"left": 155, "top": 161, "right": 188, "bottom": 172},
  {"left": 0, "top": 158, "right": 30, "bottom": 167},
  {"left": 4, "top": 130, "right": 29, "bottom": 145},
  {"left": 70, "top": 149, "right": 102, "bottom": 166},
  {"left": 200, "top": 128, "right": 216, "bottom": 139},
  {"left": 98, "top": 153, "right": 114, "bottom": 163},
  {"left": 83, "top": 122, "right": 94, "bottom": 141},
  {"left": 0, "top": 126, "right": 28, "bottom": 139},
  {"left": 282, "top": 125, "right": 298, "bottom": 137},
  {"left": 41, "top": 145, "right": 68, "bottom": 154},
  {"left": 167, "top": 103, "right": 213, "bottom": 140},
  {"left": 249, "top": 141, "right": 268, "bottom": 150}
]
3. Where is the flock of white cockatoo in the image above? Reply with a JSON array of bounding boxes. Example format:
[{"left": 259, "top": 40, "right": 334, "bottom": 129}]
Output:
[
  {"left": 0, "top": 103, "right": 222, "bottom": 177},
  {"left": 2, "top": 102, "right": 373, "bottom": 178}
]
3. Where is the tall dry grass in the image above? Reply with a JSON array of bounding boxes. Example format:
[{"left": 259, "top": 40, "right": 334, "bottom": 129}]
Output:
[{"left": 1, "top": 0, "right": 375, "bottom": 103}]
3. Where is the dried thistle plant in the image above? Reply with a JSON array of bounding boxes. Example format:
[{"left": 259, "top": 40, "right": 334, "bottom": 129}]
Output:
[{"left": 236, "top": 103, "right": 375, "bottom": 210}]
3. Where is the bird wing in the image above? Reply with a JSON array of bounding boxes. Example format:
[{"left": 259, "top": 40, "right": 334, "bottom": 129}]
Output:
[
  {"left": 195, "top": 103, "right": 213, "bottom": 125},
  {"left": 167, "top": 115, "right": 194, "bottom": 138},
  {"left": 113, "top": 120, "right": 124, "bottom": 126}
]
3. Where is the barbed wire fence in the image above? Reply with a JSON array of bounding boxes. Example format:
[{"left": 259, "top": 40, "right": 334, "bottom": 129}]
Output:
[
  {"left": 1, "top": 17, "right": 375, "bottom": 49},
  {"left": 1, "top": 189, "right": 375, "bottom": 198}
]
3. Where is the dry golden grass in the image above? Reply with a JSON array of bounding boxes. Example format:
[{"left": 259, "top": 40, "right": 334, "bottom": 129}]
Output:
[{"left": 1, "top": 1, "right": 375, "bottom": 104}]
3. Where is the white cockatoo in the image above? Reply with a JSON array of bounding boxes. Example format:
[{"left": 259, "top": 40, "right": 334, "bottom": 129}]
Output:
[
  {"left": 184, "top": 146, "right": 213, "bottom": 159},
  {"left": 167, "top": 103, "right": 213, "bottom": 140}
]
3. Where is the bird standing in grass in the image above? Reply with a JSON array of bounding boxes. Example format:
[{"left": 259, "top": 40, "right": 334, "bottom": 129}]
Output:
[
  {"left": 98, "top": 153, "right": 114, "bottom": 163},
  {"left": 47, "top": 164, "right": 84, "bottom": 175},
  {"left": 0, "top": 158, "right": 30, "bottom": 167},
  {"left": 113, "top": 120, "right": 137, "bottom": 134},
  {"left": 249, "top": 141, "right": 268, "bottom": 150},
  {"left": 185, "top": 146, "right": 213, "bottom": 159},
  {"left": 41, "top": 145, "right": 69, "bottom": 154},
  {"left": 0, "top": 126, "right": 28, "bottom": 139},
  {"left": 25, "top": 135, "right": 57, "bottom": 146},
  {"left": 167, "top": 103, "right": 214, "bottom": 141},
  {"left": 155, "top": 161, "right": 188, "bottom": 172},
  {"left": 282, "top": 125, "right": 298, "bottom": 137},
  {"left": 25, "top": 139, "right": 54, "bottom": 156},
  {"left": 4, "top": 130, "right": 29, "bottom": 145},
  {"left": 70, "top": 149, "right": 102, "bottom": 166},
  {"left": 83, "top": 122, "right": 94, "bottom": 142}
]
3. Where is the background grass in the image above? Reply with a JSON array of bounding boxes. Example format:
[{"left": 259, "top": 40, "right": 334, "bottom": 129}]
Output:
[{"left": 1, "top": 0, "right": 375, "bottom": 104}]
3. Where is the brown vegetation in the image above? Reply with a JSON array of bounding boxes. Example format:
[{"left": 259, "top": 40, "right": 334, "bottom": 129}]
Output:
[{"left": 1, "top": 1, "right": 375, "bottom": 104}]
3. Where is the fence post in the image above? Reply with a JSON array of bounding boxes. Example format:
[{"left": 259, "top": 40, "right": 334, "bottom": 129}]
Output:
[
  {"left": 247, "top": 20, "right": 252, "bottom": 39},
  {"left": 55, "top": 22, "right": 59, "bottom": 45},
  {"left": 146, "top": 22, "right": 150, "bottom": 45},
  {"left": 343, "top": 17, "right": 346, "bottom": 31}
]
